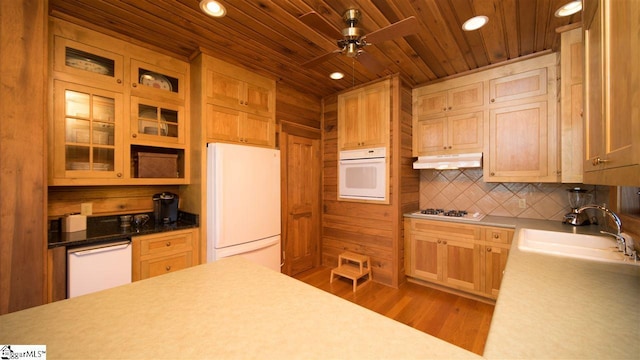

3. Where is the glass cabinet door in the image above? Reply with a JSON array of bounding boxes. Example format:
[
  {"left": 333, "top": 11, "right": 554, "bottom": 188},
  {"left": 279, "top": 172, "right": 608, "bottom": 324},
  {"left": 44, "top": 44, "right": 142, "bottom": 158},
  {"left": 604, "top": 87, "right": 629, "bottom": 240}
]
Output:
[
  {"left": 54, "top": 36, "right": 124, "bottom": 88},
  {"left": 131, "top": 98, "right": 184, "bottom": 144},
  {"left": 53, "top": 81, "right": 123, "bottom": 179},
  {"left": 130, "top": 59, "right": 185, "bottom": 100}
]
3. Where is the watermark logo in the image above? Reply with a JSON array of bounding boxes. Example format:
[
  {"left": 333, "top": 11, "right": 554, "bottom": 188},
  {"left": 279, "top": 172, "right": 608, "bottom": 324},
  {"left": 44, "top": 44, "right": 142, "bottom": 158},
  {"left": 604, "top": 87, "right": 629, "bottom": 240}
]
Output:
[{"left": 1, "top": 345, "right": 46, "bottom": 360}]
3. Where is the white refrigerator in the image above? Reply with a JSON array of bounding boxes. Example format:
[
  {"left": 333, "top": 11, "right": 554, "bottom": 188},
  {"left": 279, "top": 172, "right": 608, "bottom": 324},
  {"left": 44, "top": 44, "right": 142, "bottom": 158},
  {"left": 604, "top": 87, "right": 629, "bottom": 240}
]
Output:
[{"left": 206, "top": 143, "right": 281, "bottom": 271}]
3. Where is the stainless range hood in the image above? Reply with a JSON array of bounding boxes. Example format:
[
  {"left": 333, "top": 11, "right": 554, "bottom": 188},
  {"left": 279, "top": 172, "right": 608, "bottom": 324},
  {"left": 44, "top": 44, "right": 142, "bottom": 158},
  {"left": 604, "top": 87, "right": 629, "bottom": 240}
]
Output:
[{"left": 413, "top": 152, "right": 483, "bottom": 170}]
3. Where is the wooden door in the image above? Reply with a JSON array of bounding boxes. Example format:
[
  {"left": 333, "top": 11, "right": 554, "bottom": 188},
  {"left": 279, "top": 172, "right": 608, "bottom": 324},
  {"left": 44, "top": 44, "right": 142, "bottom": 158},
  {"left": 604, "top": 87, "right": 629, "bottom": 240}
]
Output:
[
  {"left": 337, "top": 91, "right": 361, "bottom": 149},
  {"left": 281, "top": 132, "right": 321, "bottom": 276},
  {"left": 415, "top": 90, "right": 447, "bottom": 116},
  {"left": 410, "top": 233, "right": 441, "bottom": 281},
  {"left": 205, "top": 104, "right": 240, "bottom": 142},
  {"left": 361, "top": 82, "right": 390, "bottom": 148},
  {"left": 483, "top": 244, "right": 509, "bottom": 298},
  {"left": 487, "top": 101, "right": 556, "bottom": 182},
  {"left": 415, "top": 116, "right": 447, "bottom": 155},
  {"left": 442, "top": 239, "right": 479, "bottom": 292},
  {"left": 583, "top": 0, "right": 604, "bottom": 174},
  {"left": 448, "top": 111, "right": 483, "bottom": 152}
]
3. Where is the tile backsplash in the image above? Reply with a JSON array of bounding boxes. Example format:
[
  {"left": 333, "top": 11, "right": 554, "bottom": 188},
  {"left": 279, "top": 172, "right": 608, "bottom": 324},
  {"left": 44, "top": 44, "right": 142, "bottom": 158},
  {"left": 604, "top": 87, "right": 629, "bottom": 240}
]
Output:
[{"left": 419, "top": 169, "right": 609, "bottom": 221}]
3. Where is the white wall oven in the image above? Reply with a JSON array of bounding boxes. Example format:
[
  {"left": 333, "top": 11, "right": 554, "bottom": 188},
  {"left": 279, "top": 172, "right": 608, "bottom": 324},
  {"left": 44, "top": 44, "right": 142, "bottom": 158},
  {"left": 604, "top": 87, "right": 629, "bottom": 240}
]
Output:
[{"left": 338, "top": 147, "right": 387, "bottom": 201}]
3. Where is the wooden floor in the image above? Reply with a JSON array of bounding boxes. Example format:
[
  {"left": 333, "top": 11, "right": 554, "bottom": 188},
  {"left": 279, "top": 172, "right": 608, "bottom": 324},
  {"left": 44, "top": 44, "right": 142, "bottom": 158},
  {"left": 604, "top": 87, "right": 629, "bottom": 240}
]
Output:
[{"left": 292, "top": 266, "right": 494, "bottom": 355}]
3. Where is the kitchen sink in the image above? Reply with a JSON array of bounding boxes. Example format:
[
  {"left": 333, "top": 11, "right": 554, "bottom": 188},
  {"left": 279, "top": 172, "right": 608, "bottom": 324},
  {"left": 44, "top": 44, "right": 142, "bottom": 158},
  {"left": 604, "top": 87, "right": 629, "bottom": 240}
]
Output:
[{"left": 517, "top": 228, "right": 639, "bottom": 265}]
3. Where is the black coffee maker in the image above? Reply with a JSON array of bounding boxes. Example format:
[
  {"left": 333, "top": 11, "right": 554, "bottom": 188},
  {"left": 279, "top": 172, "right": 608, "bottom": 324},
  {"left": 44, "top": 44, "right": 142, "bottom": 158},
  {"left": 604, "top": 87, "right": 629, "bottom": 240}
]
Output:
[{"left": 153, "top": 192, "right": 179, "bottom": 224}]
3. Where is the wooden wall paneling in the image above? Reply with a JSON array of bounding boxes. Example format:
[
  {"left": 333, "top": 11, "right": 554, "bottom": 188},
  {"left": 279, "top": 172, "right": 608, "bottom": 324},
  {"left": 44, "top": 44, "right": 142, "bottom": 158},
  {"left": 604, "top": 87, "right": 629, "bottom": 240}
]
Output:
[
  {"left": 0, "top": 0, "right": 48, "bottom": 314},
  {"left": 47, "top": 186, "right": 179, "bottom": 218}
]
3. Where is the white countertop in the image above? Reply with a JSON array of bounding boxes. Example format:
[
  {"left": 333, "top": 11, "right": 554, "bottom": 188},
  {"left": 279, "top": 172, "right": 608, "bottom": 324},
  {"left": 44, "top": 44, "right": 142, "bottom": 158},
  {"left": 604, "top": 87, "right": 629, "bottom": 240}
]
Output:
[
  {"left": 482, "top": 217, "right": 640, "bottom": 359},
  {"left": 0, "top": 256, "right": 479, "bottom": 359}
]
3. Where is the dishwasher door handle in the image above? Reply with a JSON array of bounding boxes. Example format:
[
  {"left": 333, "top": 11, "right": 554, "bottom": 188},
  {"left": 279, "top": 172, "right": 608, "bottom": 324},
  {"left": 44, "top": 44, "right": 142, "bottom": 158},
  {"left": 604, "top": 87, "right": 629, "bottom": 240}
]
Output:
[{"left": 70, "top": 241, "right": 131, "bottom": 256}]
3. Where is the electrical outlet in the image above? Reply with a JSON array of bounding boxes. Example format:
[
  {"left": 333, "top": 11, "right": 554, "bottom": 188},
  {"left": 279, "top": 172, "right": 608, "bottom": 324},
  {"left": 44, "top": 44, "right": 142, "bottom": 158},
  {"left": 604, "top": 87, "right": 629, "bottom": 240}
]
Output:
[
  {"left": 80, "top": 202, "right": 92, "bottom": 215},
  {"left": 518, "top": 198, "right": 527, "bottom": 209}
]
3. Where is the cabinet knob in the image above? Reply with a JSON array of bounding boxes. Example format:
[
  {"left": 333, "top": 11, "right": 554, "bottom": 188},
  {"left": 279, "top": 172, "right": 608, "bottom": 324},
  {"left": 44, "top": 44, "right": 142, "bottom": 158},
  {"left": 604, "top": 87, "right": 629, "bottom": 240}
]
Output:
[
  {"left": 592, "top": 157, "right": 609, "bottom": 166},
  {"left": 437, "top": 240, "right": 442, "bottom": 244},
  {"left": 166, "top": 241, "right": 171, "bottom": 247},
  {"left": 117, "top": 173, "right": 122, "bottom": 177},
  {"left": 442, "top": 240, "right": 447, "bottom": 245},
  {"left": 117, "top": 79, "right": 122, "bottom": 84},
  {"left": 132, "top": 83, "right": 137, "bottom": 88},
  {"left": 448, "top": 146, "right": 452, "bottom": 149},
  {"left": 447, "top": 106, "right": 452, "bottom": 110},
  {"left": 487, "top": 247, "right": 492, "bottom": 252},
  {"left": 165, "top": 265, "right": 172, "bottom": 271},
  {"left": 443, "top": 107, "right": 447, "bottom": 111},
  {"left": 493, "top": 233, "right": 499, "bottom": 239},
  {"left": 490, "top": 98, "right": 495, "bottom": 103},
  {"left": 443, "top": 146, "right": 447, "bottom": 149},
  {"left": 132, "top": 133, "right": 137, "bottom": 138}
]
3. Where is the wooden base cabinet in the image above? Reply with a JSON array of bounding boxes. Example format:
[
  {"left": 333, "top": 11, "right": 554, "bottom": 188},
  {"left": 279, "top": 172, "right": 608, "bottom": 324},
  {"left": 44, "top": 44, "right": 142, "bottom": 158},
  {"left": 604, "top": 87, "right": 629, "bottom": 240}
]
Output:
[
  {"left": 405, "top": 218, "right": 513, "bottom": 300},
  {"left": 132, "top": 229, "right": 199, "bottom": 281}
]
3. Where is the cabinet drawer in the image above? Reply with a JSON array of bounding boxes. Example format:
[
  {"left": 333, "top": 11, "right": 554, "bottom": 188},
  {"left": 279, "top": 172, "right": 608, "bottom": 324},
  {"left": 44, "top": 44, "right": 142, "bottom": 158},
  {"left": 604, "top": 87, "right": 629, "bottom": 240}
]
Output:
[
  {"left": 138, "top": 230, "right": 193, "bottom": 256},
  {"left": 410, "top": 219, "right": 481, "bottom": 241},
  {"left": 484, "top": 228, "right": 513, "bottom": 244},
  {"left": 140, "top": 252, "right": 193, "bottom": 279}
]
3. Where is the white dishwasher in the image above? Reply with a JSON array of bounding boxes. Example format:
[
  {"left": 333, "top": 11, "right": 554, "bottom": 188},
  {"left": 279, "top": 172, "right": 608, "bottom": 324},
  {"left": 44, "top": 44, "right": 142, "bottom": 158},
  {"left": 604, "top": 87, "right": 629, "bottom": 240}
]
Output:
[{"left": 67, "top": 240, "right": 132, "bottom": 298}]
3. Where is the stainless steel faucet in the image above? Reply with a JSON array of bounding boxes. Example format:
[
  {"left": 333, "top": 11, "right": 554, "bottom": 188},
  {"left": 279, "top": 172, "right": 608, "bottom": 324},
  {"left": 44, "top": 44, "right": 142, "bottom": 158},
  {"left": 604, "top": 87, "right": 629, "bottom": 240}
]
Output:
[{"left": 576, "top": 204, "right": 632, "bottom": 256}]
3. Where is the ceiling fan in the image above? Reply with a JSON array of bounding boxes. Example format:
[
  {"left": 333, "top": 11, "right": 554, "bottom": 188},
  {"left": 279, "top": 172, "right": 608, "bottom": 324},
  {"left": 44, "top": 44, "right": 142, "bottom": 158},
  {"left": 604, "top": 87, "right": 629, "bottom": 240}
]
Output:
[{"left": 299, "top": 9, "right": 418, "bottom": 73}]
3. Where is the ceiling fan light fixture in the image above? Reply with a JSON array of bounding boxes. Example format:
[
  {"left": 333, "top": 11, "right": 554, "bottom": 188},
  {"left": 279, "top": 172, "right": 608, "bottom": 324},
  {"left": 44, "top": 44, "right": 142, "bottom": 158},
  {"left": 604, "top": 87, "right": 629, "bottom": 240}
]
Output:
[
  {"left": 330, "top": 72, "right": 344, "bottom": 80},
  {"left": 462, "top": 16, "right": 488, "bottom": 31},
  {"left": 200, "top": 0, "right": 226, "bottom": 18},
  {"left": 346, "top": 42, "right": 359, "bottom": 58},
  {"left": 555, "top": 1, "right": 582, "bottom": 17}
]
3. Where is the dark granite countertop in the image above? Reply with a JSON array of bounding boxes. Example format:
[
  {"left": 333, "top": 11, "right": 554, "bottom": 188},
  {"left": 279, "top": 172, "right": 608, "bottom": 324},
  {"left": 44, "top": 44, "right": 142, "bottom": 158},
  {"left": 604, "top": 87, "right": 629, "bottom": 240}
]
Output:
[{"left": 48, "top": 211, "right": 199, "bottom": 249}]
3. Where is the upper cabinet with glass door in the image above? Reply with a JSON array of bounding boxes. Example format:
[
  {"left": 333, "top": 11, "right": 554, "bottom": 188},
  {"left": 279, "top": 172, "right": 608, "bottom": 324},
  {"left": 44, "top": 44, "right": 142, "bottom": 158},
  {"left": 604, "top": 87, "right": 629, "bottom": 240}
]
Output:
[
  {"left": 53, "top": 36, "right": 124, "bottom": 91},
  {"left": 50, "top": 81, "right": 124, "bottom": 184},
  {"left": 130, "top": 59, "right": 187, "bottom": 103},
  {"left": 131, "top": 97, "right": 185, "bottom": 145}
]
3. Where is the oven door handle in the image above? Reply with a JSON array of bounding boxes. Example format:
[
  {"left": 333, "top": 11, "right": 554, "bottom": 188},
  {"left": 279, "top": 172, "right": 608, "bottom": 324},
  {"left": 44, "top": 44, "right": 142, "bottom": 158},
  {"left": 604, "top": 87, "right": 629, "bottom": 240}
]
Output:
[{"left": 339, "top": 158, "right": 385, "bottom": 165}]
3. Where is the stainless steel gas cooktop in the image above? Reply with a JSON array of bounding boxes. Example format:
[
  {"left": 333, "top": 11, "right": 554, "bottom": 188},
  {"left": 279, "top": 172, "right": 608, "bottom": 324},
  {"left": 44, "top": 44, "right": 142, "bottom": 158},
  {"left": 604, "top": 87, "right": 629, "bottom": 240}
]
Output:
[{"left": 412, "top": 208, "right": 486, "bottom": 222}]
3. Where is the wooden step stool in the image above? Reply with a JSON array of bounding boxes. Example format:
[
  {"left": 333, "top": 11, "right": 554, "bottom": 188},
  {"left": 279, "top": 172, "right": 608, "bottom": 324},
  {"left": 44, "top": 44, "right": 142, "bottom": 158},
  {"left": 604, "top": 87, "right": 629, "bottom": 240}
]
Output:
[{"left": 330, "top": 251, "right": 372, "bottom": 292}]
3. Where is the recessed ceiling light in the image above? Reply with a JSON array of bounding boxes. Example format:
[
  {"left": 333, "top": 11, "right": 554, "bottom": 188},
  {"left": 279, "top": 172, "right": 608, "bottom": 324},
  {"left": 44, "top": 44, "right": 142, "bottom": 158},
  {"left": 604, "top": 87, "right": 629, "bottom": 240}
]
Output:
[
  {"left": 330, "top": 72, "right": 344, "bottom": 80},
  {"left": 200, "top": 0, "right": 226, "bottom": 18},
  {"left": 555, "top": 1, "right": 582, "bottom": 17},
  {"left": 462, "top": 16, "right": 489, "bottom": 31}
]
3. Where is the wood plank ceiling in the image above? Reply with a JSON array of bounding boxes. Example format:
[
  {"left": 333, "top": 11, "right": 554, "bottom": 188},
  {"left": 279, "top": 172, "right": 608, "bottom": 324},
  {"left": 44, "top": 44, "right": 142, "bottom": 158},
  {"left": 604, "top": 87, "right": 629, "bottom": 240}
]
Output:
[{"left": 49, "top": 0, "right": 581, "bottom": 98}]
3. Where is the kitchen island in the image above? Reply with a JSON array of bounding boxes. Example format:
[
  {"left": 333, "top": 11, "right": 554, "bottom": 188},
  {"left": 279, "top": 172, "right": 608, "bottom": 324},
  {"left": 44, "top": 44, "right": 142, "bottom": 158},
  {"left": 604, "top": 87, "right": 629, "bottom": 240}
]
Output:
[{"left": 0, "top": 256, "right": 478, "bottom": 359}]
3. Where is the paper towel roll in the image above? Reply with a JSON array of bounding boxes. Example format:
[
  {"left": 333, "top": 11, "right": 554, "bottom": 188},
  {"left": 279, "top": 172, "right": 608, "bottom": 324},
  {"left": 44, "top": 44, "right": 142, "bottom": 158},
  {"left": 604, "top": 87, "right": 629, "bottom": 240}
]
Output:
[{"left": 62, "top": 214, "right": 87, "bottom": 232}]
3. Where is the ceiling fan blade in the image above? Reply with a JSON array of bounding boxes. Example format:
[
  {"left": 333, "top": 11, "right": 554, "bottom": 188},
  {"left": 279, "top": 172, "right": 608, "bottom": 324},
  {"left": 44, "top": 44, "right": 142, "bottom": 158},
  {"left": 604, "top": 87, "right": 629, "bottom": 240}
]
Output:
[
  {"left": 356, "top": 52, "right": 386, "bottom": 74},
  {"left": 299, "top": 11, "right": 343, "bottom": 39},
  {"left": 364, "top": 16, "right": 419, "bottom": 44},
  {"left": 301, "top": 50, "right": 342, "bottom": 68}
]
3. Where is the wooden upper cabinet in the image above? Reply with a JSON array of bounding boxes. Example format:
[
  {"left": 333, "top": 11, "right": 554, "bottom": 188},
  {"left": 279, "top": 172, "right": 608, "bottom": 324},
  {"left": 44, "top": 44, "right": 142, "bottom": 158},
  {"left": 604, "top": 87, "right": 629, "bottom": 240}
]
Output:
[
  {"left": 196, "top": 54, "right": 276, "bottom": 148},
  {"left": 206, "top": 68, "right": 274, "bottom": 117},
  {"left": 205, "top": 104, "right": 274, "bottom": 146},
  {"left": 49, "top": 18, "right": 190, "bottom": 185},
  {"left": 414, "top": 111, "right": 483, "bottom": 156},
  {"left": 53, "top": 36, "right": 124, "bottom": 90},
  {"left": 131, "top": 97, "right": 185, "bottom": 145},
  {"left": 484, "top": 53, "right": 559, "bottom": 183},
  {"left": 414, "top": 82, "right": 483, "bottom": 117},
  {"left": 489, "top": 68, "right": 547, "bottom": 104},
  {"left": 50, "top": 80, "right": 124, "bottom": 182},
  {"left": 559, "top": 28, "right": 584, "bottom": 183},
  {"left": 338, "top": 79, "right": 390, "bottom": 150},
  {"left": 131, "top": 59, "right": 187, "bottom": 102},
  {"left": 583, "top": 0, "right": 640, "bottom": 185}
]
